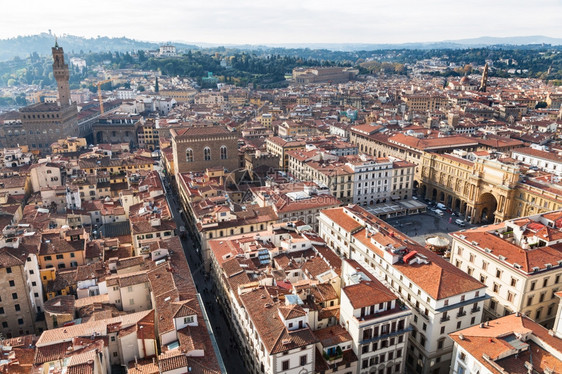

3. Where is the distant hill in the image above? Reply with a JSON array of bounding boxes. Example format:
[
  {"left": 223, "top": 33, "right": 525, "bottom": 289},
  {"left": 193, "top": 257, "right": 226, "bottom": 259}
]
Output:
[
  {"left": 0, "top": 33, "right": 199, "bottom": 61},
  {"left": 258, "top": 36, "right": 562, "bottom": 51},
  {"left": 1, "top": 33, "right": 561, "bottom": 61}
]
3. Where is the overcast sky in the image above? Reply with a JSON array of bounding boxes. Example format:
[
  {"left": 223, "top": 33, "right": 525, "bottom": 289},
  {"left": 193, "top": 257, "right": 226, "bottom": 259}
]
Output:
[{"left": 2, "top": 0, "right": 561, "bottom": 44}]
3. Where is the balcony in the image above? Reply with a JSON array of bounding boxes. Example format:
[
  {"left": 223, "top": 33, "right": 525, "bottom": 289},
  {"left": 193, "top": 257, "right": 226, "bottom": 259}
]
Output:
[
  {"left": 440, "top": 315, "right": 450, "bottom": 323},
  {"left": 323, "top": 347, "right": 343, "bottom": 364},
  {"left": 457, "top": 310, "right": 467, "bottom": 318},
  {"left": 471, "top": 306, "right": 481, "bottom": 314}
]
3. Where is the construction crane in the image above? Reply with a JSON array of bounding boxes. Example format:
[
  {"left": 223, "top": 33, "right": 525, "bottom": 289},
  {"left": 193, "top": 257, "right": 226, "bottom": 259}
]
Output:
[{"left": 96, "top": 78, "right": 113, "bottom": 114}]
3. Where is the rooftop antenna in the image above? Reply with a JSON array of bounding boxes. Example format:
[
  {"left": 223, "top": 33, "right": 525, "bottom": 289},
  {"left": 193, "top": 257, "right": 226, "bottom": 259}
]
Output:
[{"left": 54, "top": 36, "right": 58, "bottom": 48}]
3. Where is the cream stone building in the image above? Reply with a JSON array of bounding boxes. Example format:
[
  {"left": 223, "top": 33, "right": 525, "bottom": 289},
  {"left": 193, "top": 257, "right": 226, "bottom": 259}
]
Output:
[
  {"left": 450, "top": 210, "right": 562, "bottom": 328},
  {"left": 319, "top": 205, "right": 487, "bottom": 374}
]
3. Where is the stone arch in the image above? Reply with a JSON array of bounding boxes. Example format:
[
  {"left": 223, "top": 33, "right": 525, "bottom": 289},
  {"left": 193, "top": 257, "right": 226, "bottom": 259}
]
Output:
[
  {"left": 478, "top": 193, "right": 498, "bottom": 223},
  {"left": 438, "top": 191, "right": 445, "bottom": 202},
  {"left": 420, "top": 183, "right": 427, "bottom": 198},
  {"left": 454, "top": 198, "right": 461, "bottom": 211},
  {"left": 432, "top": 188, "right": 437, "bottom": 200}
]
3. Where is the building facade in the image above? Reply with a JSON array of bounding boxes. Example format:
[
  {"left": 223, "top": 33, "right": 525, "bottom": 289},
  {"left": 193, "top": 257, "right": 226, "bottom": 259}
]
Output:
[
  {"left": 171, "top": 125, "right": 239, "bottom": 175},
  {"left": 319, "top": 205, "right": 487, "bottom": 374},
  {"left": 450, "top": 210, "right": 562, "bottom": 328}
]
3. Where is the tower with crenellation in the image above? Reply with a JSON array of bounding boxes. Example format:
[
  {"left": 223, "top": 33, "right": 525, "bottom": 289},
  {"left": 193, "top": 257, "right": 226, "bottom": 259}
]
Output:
[{"left": 52, "top": 40, "right": 71, "bottom": 107}]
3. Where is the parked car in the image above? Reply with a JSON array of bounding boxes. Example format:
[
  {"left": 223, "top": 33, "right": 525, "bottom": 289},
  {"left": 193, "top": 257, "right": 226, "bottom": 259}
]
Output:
[
  {"left": 436, "top": 203, "right": 446, "bottom": 210},
  {"left": 434, "top": 209, "right": 444, "bottom": 216},
  {"left": 455, "top": 219, "right": 466, "bottom": 226},
  {"left": 179, "top": 225, "right": 187, "bottom": 238}
]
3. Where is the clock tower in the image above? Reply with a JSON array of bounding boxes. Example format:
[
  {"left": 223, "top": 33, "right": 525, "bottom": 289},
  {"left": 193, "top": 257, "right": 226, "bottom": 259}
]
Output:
[{"left": 52, "top": 39, "right": 71, "bottom": 106}]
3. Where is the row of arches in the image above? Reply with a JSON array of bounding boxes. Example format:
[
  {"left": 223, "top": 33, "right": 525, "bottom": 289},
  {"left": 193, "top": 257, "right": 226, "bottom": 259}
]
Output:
[
  {"left": 186, "top": 145, "right": 228, "bottom": 162},
  {"left": 417, "top": 183, "right": 498, "bottom": 223}
]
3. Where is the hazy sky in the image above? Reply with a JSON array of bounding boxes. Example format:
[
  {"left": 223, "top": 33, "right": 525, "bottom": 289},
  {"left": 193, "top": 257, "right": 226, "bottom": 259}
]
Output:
[{"left": 2, "top": 0, "right": 561, "bottom": 44}]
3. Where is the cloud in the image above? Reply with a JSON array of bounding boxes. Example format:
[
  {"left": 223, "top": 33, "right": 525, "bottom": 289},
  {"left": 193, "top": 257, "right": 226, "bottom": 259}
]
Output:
[{"left": 1, "top": 0, "right": 561, "bottom": 44}]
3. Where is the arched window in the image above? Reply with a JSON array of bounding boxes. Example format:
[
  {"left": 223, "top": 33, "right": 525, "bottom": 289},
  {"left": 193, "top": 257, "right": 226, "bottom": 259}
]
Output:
[
  {"left": 220, "top": 145, "right": 227, "bottom": 160},
  {"left": 186, "top": 148, "right": 193, "bottom": 162},
  {"left": 204, "top": 147, "right": 211, "bottom": 161}
]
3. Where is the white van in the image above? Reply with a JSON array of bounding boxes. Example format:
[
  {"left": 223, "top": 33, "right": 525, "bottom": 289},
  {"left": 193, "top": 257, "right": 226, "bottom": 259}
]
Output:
[
  {"left": 436, "top": 203, "right": 446, "bottom": 210},
  {"left": 455, "top": 219, "right": 466, "bottom": 226},
  {"left": 435, "top": 209, "right": 444, "bottom": 216}
]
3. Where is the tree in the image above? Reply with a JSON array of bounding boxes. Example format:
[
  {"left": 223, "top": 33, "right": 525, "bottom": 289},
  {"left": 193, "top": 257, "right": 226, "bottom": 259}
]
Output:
[
  {"left": 155, "top": 76, "right": 159, "bottom": 92},
  {"left": 138, "top": 85, "right": 145, "bottom": 92}
]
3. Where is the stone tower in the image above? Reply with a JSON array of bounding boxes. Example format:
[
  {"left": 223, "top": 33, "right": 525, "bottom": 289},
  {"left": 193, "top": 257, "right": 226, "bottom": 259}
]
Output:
[
  {"left": 478, "top": 63, "right": 489, "bottom": 92},
  {"left": 52, "top": 40, "right": 71, "bottom": 106}
]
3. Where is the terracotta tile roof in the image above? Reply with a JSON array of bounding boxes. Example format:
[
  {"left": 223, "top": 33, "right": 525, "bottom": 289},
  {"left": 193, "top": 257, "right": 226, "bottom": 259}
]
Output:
[
  {"left": 450, "top": 314, "right": 562, "bottom": 374},
  {"left": 239, "top": 287, "right": 317, "bottom": 355},
  {"left": 36, "top": 310, "right": 154, "bottom": 347},
  {"left": 127, "top": 359, "right": 160, "bottom": 374},
  {"left": 452, "top": 229, "right": 562, "bottom": 273},
  {"left": 313, "top": 325, "right": 352, "bottom": 347},
  {"left": 343, "top": 280, "right": 396, "bottom": 309},
  {"left": 321, "top": 208, "right": 363, "bottom": 233},
  {"left": 333, "top": 205, "right": 484, "bottom": 299},
  {"left": 43, "top": 295, "right": 75, "bottom": 315},
  {"left": 513, "top": 147, "right": 562, "bottom": 162}
]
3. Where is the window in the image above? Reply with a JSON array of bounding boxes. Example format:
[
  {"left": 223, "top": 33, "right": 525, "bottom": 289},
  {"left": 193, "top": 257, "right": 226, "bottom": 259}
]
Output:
[
  {"left": 15, "top": 304, "right": 20, "bottom": 312},
  {"left": 56, "top": 254, "right": 64, "bottom": 260},
  {"left": 127, "top": 286, "right": 133, "bottom": 292},
  {"left": 12, "top": 293, "right": 18, "bottom": 300},
  {"left": 186, "top": 148, "right": 193, "bottom": 162},
  {"left": 527, "top": 296, "right": 533, "bottom": 306},
  {"left": 507, "top": 292, "right": 514, "bottom": 303},
  {"left": 0, "top": 307, "right": 4, "bottom": 314},
  {"left": 531, "top": 282, "right": 536, "bottom": 291},
  {"left": 493, "top": 283, "right": 499, "bottom": 293},
  {"left": 44, "top": 256, "right": 52, "bottom": 261},
  {"left": 440, "top": 326, "right": 445, "bottom": 334},
  {"left": 282, "top": 360, "right": 289, "bottom": 370},
  {"left": 6, "top": 267, "right": 11, "bottom": 274},
  {"left": 9, "top": 280, "right": 15, "bottom": 287},
  {"left": 184, "top": 316, "right": 194, "bottom": 324},
  {"left": 129, "top": 299, "right": 135, "bottom": 305},
  {"left": 300, "top": 355, "right": 307, "bottom": 366},
  {"left": 1, "top": 322, "right": 7, "bottom": 328},
  {"left": 543, "top": 278, "right": 549, "bottom": 287},
  {"left": 204, "top": 147, "right": 211, "bottom": 161},
  {"left": 496, "top": 269, "right": 502, "bottom": 278},
  {"left": 511, "top": 277, "right": 517, "bottom": 287},
  {"left": 17, "top": 318, "right": 23, "bottom": 325},
  {"left": 220, "top": 145, "right": 227, "bottom": 160}
]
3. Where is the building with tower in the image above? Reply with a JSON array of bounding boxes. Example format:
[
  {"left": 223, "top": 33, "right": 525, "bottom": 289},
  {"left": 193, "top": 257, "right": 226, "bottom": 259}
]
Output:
[{"left": 0, "top": 41, "right": 79, "bottom": 152}]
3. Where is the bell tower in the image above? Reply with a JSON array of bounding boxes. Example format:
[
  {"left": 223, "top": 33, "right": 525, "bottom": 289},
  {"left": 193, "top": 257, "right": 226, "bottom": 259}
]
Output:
[
  {"left": 52, "top": 39, "right": 71, "bottom": 106},
  {"left": 478, "top": 63, "right": 489, "bottom": 92}
]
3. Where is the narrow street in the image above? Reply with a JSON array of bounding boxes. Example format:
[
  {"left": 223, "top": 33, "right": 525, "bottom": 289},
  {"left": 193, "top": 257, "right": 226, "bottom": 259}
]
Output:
[{"left": 162, "top": 175, "right": 248, "bottom": 374}]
